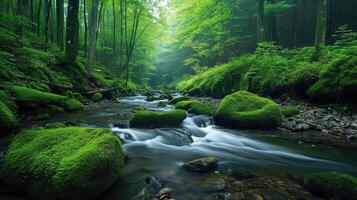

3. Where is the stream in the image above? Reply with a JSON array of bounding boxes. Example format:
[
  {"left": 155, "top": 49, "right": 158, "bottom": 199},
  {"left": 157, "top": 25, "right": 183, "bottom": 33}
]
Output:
[{"left": 7, "top": 95, "right": 357, "bottom": 199}]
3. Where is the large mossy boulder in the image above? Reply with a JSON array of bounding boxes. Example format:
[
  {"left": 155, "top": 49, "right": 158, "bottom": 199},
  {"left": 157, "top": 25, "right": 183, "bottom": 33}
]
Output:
[
  {"left": 10, "top": 86, "right": 83, "bottom": 111},
  {"left": 0, "top": 100, "right": 19, "bottom": 134},
  {"left": 214, "top": 91, "right": 282, "bottom": 129},
  {"left": 0, "top": 127, "right": 124, "bottom": 200},
  {"left": 91, "top": 92, "right": 103, "bottom": 102},
  {"left": 304, "top": 171, "right": 357, "bottom": 200},
  {"left": 169, "top": 96, "right": 190, "bottom": 104},
  {"left": 176, "top": 100, "right": 214, "bottom": 115},
  {"left": 130, "top": 109, "right": 187, "bottom": 128}
]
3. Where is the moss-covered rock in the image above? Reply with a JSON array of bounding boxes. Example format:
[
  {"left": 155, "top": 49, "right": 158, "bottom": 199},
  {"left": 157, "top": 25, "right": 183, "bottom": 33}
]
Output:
[
  {"left": 176, "top": 100, "right": 214, "bottom": 115},
  {"left": 281, "top": 107, "right": 300, "bottom": 117},
  {"left": 10, "top": 86, "right": 83, "bottom": 112},
  {"left": 304, "top": 171, "right": 357, "bottom": 200},
  {"left": 214, "top": 91, "right": 283, "bottom": 129},
  {"left": 0, "top": 127, "right": 124, "bottom": 200},
  {"left": 130, "top": 109, "right": 187, "bottom": 128},
  {"left": 169, "top": 96, "right": 190, "bottom": 104},
  {"left": 91, "top": 92, "right": 103, "bottom": 102},
  {"left": 0, "top": 100, "right": 19, "bottom": 134},
  {"left": 133, "top": 106, "right": 145, "bottom": 111},
  {"left": 146, "top": 95, "right": 155, "bottom": 101}
]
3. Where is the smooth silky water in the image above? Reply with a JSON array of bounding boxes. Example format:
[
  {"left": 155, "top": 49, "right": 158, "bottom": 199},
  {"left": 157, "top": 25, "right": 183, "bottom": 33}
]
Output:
[{"left": 27, "top": 95, "right": 357, "bottom": 199}]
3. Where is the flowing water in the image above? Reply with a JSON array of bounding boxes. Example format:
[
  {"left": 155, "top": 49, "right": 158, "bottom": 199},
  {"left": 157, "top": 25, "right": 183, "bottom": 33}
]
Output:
[{"left": 11, "top": 95, "right": 357, "bottom": 199}]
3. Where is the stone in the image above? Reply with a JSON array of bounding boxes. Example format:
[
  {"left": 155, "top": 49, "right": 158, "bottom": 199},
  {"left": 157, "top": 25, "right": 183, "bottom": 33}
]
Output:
[
  {"left": 155, "top": 187, "right": 173, "bottom": 199},
  {"left": 296, "top": 123, "right": 310, "bottom": 131},
  {"left": 183, "top": 157, "right": 218, "bottom": 172}
]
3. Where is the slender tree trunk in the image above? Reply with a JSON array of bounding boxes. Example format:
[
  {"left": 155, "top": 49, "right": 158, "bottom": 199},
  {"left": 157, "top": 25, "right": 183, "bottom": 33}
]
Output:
[
  {"left": 119, "top": 0, "right": 124, "bottom": 74},
  {"left": 87, "top": 0, "right": 100, "bottom": 76},
  {"left": 65, "top": 0, "right": 80, "bottom": 63},
  {"left": 257, "top": 0, "right": 265, "bottom": 43},
  {"left": 30, "top": 0, "right": 34, "bottom": 29},
  {"left": 56, "top": 0, "right": 64, "bottom": 49},
  {"left": 44, "top": 0, "right": 52, "bottom": 51},
  {"left": 112, "top": 0, "right": 116, "bottom": 54},
  {"left": 267, "top": 0, "right": 277, "bottom": 42},
  {"left": 37, "top": 0, "right": 43, "bottom": 36},
  {"left": 96, "top": 1, "right": 104, "bottom": 42},
  {"left": 312, "top": 0, "right": 328, "bottom": 61},
  {"left": 83, "top": 0, "right": 88, "bottom": 57}
]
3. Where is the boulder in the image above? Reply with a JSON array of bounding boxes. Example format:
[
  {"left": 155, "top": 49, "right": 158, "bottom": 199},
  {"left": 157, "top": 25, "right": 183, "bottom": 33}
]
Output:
[
  {"left": 91, "top": 92, "right": 103, "bottom": 102},
  {"left": 183, "top": 157, "right": 218, "bottom": 172},
  {"left": 214, "top": 91, "right": 283, "bottom": 129},
  {"left": 176, "top": 100, "right": 214, "bottom": 115},
  {"left": 304, "top": 171, "right": 357, "bottom": 200},
  {"left": 0, "top": 100, "right": 19, "bottom": 135},
  {"left": 0, "top": 127, "right": 124, "bottom": 200},
  {"left": 130, "top": 109, "right": 187, "bottom": 128}
]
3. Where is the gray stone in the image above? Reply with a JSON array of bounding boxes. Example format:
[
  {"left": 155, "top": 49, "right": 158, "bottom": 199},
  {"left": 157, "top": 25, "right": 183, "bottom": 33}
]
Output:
[
  {"left": 183, "top": 157, "right": 218, "bottom": 172},
  {"left": 296, "top": 123, "right": 310, "bottom": 131}
]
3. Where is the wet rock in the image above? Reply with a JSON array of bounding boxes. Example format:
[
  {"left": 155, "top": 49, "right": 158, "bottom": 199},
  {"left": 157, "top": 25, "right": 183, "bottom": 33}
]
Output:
[
  {"left": 203, "top": 192, "right": 232, "bottom": 200},
  {"left": 183, "top": 157, "right": 218, "bottom": 172},
  {"left": 295, "top": 123, "right": 310, "bottom": 131},
  {"left": 155, "top": 187, "right": 173, "bottom": 199},
  {"left": 226, "top": 167, "right": 255, "bottom": 179},
  {"left": 133, "top": 177, "right": 164, "bottom": 200},
  {"left": 113, "top": 123, "right": 128, "bottom": 128},
  {"left": 201, "top": 174, "right": 228, "bottom": 192}
]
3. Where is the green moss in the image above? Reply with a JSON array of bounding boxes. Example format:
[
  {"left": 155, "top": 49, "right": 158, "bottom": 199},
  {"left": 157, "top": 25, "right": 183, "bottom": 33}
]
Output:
[
  {"left": 64, "top": 99, "right": 84, "bottom": 112},
  {"left": 10, "top": 86, "right": 83, "bottom": 112},
  {"left": 133, "top": 106, "right": 145, "bottom": 111},
  {"left": 130, "top": 109, "right": 187, "bottom": 128},
  {"left": 281, "top": 107, "right": 300, "bottom": 117},
  {"left": 0, "top": 127, "right": 124, "bottom": 200},
  {"left": 34, "top": 113, "right": 51, "bottom": 121},
  {"left": 214, "top": 91, "right": 283, "bottom": 129},
  {"left": 0, "top": 100, "right": 19, "bottom": 134},
  {"left": 307, "top": 50, "right": 357, "bottom": 103},
  {"left": 169, "top": 96, "right": 190, "bottom": 104},
  {"left": 304, "top": 171, "right": 357, "bottom": 200},
  {"left": 91, "top": 92, "right": 103, "bottom": 102},
  {"left": 176, "top": 100, "right": 214, "bottom": 115},
  {"left": 11, "top": 86, "right": 67, "bottom": 106}
]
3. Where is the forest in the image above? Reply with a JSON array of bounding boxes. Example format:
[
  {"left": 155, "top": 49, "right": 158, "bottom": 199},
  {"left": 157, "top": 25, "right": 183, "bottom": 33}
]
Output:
[{"left": 0, "top": 0, "right": 356, "bottom": 199}]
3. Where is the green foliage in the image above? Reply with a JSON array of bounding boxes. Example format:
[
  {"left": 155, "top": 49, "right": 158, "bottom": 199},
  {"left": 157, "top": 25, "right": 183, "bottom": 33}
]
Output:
[
  {"left": 214, "top": 91, "right": 282, "bottom": 129},
  {"left": 265, "top": 1, "right": 295, "bottom": 15},
  {"left": 130, "top": 109, "right": 187, "bottom": 128},
  {"left": 176, "top": 100, "right": 214, "bottom": 115},
  {"left": 176, "top": 42, "right": 357, "bottom": 103},
  {"left": 63, "top": 99, "right": 84, "bottom": 112},
  {"left": 91, "top": 92, "right": 103, "bottom": 102},
  {"left": 304, "top": 171, "right": 357, "bottom": 200},
  {"left": 0, "top": 127, "right": 124, "bottom": 200},
  {"left": 281, "top": 107, "right": 300, "bottom": 117},
  {"left": 0, "top": 100, "right": 19, "bottom": 134}
]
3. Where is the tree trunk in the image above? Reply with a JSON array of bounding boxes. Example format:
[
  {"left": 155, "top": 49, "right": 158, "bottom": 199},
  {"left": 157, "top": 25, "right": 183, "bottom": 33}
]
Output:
[
  {"left": 65, "top": 0, "right": 80, "bottom": 63},
  {"left": 257, "top": 0, "right": 265, "bottom": 43},
  {"left": 44, "top": 0, "right": 52, "bottom": 51},
  {"left": 87, "top": 0, "right": 100, "bottom": 76},
  {"left": 112, "top": 0, "right": 116, "bottom": 54},
  {"left": 56, "top": 0, "right": 64, "bottom": 49},
  {"left": 84, "top": 0, "right": 88, "bottom": 57},
  {"left": 267, "top": 0, "right": 277, "bottom": 42},
  {"left": 312, "top": 0, "right": 328, "bottom": 61},
  {"left": 37, "top": 0, "right": 43, "bottom": 36},
  {"left": 119, "top": 0, "right": 124, "bottom": 74}
]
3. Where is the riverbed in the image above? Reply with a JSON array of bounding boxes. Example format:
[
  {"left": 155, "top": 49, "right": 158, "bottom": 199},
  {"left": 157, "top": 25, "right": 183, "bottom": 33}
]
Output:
[{"left": 2, "top": 95, "right": 357, "bottom": 199}]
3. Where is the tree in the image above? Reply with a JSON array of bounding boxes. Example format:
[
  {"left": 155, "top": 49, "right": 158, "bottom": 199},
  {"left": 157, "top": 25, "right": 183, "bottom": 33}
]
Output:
[
  {"left": 37, "top": 0, "right": 43, "bottom": 36},
  {"left": 312, "top": 0, "right": 328, "bottom": 61},
  {"left": 257, "top": 0, "right": 265, "bottom": 43},
  {"left": 56, "top": 0, "right": 64, "bottom": 50},
  {"left": 112, "top": 0, "right": 116, "bottom": 54},
  {"left": 44, "top": 0, "right": 52, "bottom": 51},
  {"left": 65, "top": 0, "right": 80, "bottom": 63},
  {"left": 87, "top": 0, "right": 100, "bottom": 76},
  {"left": 83, "top": 0, "right": 88, "bottom": 57}
]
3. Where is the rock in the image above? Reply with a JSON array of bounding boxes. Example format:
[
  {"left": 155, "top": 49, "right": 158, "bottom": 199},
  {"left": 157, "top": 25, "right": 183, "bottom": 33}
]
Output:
[
  {"left": 281, "top": 107, "right": 299, "bottom": 117},
  {"left": 353, "top": 114, "right": 357, "bottom": 120},
  {"left": 226, "top": 167, "right": 255, "bottom": 179},
  {"left": 183, "top": 157, "right": 218, "bottom": 172},
  {"left": 155, "top": 187, "right": 173, "bottom": 199},
  {"left": 304, "top": 171, "right": 357, "bottom": 200},
  {"left": 295, "top": 123, "right": 310, "bottom": 131},
  {"left": 129, "top": 109, "right": 187, "bottom": 128},
  {"left": 200, "top": 174, "right": 228, "bottom": 192},
  {"left": 0, "top": 100, "right": 19, "bottom": 135},
  {"left": 176, "top": 100, "right": 215, "bottom": 115},
  {"left": 0, "top": 127, "right": 124, "bottom": 200},
  {"left": 91, "top": 92, "right": 103, "bottom": 102},
  {"left": 214, "top": 91, "right": 283, "bottom": 129}
]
